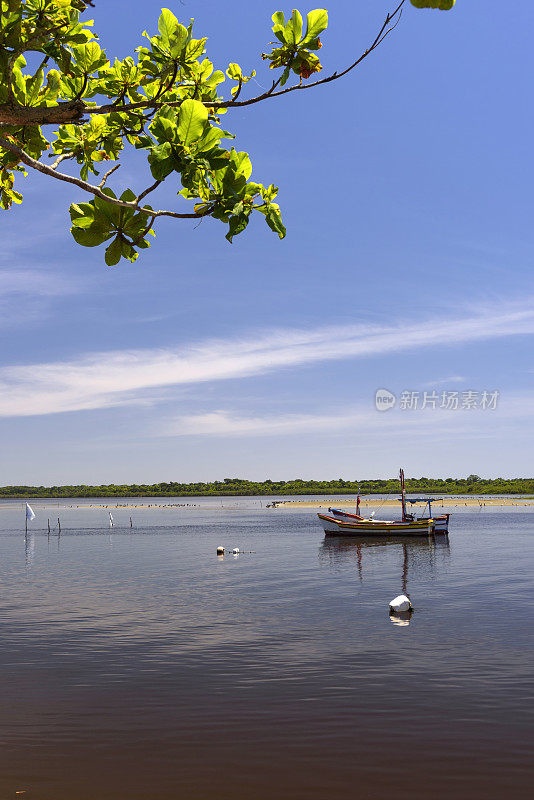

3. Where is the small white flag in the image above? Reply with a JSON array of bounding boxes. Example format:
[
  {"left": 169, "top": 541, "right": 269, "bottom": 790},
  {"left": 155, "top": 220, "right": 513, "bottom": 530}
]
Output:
[
  {"left": 109, "top": 512, "right": 114, "bottom": 528},
  {"left": 25, "top": 503, "right": 35, "bottom": 521}
]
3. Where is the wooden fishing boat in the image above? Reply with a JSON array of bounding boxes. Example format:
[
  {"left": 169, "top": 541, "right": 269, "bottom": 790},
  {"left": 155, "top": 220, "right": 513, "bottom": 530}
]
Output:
[
  {"left": 317, "top": 469, "right": 451, "bottom": 536},
  {"left": 318, "top": 513, "right": 435, "bottom": 536}
]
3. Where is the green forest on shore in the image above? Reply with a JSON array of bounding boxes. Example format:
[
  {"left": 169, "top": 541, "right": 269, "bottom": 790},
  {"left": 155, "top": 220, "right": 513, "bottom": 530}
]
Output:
[{"left": 1, "top": 475, "right": 533, "bottom": 498}]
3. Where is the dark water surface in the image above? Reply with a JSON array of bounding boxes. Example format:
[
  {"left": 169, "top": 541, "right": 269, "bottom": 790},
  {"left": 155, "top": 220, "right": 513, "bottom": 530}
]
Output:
[{"left": 0, "top": 500, "right": 533, "bottom": 799}]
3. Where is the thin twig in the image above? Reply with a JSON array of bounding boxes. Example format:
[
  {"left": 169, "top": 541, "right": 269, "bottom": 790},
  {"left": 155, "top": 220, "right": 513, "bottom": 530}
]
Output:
[
  {"left": 98, "top": 163, "right": 120, "bottom": 187},
  {"left": 77, "top": 1, "right": 407, "bottom": 117},
  {"left": 0, "top": 134, "right": 209, "bottom": 220},
  {"left": 231, "top": 77, "right": 244, "bottom": 103},
  {"left": 0, "top": 2, "right": 405, "bottom": 127},
  {"left": 49, "top": 152, "right": 74, "bottom": 170},
  {"left": 131, "top": 213, "right": 156, "bottom": 245},
  {"left": 137, "top": 179, "right": 161, "bottom": 203}
]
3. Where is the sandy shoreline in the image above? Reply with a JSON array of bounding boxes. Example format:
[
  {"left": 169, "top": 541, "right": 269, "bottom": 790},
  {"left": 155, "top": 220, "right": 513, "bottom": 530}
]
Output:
[
  {"left": 1, "top": 497, "right": 532, "bottom": 511},
  {"left": 273, "top": 498, "right": 534, "bottom": 509}
]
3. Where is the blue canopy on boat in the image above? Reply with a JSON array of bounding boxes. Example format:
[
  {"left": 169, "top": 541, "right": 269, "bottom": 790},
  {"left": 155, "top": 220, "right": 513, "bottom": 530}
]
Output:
[{"left": 397, "top": 498, "right": 443, "bottom": 503}]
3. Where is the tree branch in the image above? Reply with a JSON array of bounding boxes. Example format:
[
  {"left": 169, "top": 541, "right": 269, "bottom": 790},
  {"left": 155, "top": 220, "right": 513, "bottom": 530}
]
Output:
[
  {"left": 0, "top": 134, "right": 209, "bottom": 220},
  {"left": 95, "top": 1, "right": 407, "bottom": 113},
  {"left": 0, "top": 100, "right": 86, "bottom": 126},
  {"left": 214, "top": 0, "right": 407, "bottom": 109},
  {"left": 0, "top": 2, "right": 406, "bottom": 126}
]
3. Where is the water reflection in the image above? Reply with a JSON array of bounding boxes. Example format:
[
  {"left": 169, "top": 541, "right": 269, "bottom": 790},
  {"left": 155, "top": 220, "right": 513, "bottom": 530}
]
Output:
[
  {"left": 319, "top": 535, "right": 451, "bottom": 588},
  {"left": 3, "top": 512, "right": 533, "bottom": 800},
  {"left": 24, "top": 532, "right": 35, "bottom": 567},
  {"left": 389, "top": 610, "right": 413, "bottom": 627}
]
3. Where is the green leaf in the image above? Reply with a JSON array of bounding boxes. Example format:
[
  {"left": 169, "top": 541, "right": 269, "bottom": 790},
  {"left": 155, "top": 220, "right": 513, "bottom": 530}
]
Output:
[
  {"left": 265, "top": 205, "right": 286, "bottom": 239},
  {"left": 185, "top": 37, "right": 206, "bottom": 62},
  {"left": 71, "top": 227, "right": 112, "bottom": 247},
  {"left": 72, "top": 42, "right": 108, "bottom": 73},
  {"left": 271, "top": 10, "right": 286, "bottom": 42},
  {"left": 26, "top": 66, "right": 44, "bottom": 106},
  {"left": 226, "top": 62, "right": 242, "bottom": 80},
  {"left": 285, "top": 9, "right": 303, "bottom": 44},
  {"left": 70, "top": 202, "right": 96, "bottom": 225},
  {"left": 124, "top": 212, "right": 152, "bottom": 238},
  {"left": 148, "top": 142, "right": 175, "bottom": 180},
  {"left": 177, "top": 98, "right": 208, "bottom": 145},
  {"left": 151, "top": 114, "right": 176, "bottom": 143},
  {"left": 170, "top": 25, "right": 190, "bottom": 58},
  {"left": 120, "top": 238, "right": 138, "bottom": 262},
  {"left": 231, "top": 150, "right": 252, "bottom": 180},
  {"left": 11, "top": 59, "right": 27, "bottom": 104},
  {"left": 105, "top": 236, "right": 122, "bottom": 266},
  {"left": 93, "top": 189, "right": 122, "bottom": 226},
  {"left": 120, "top": 188, "right": 137, "bottom": 203},
  {"left": 302, "top": 9, "right": 328, "bottom": 45},
  {"left": 205, "top": 69, "right": 226, "bottom": 89},
  {"left": 158, "top": 8, "right": 180, "bottom": 42},
  {"left": 280, "top": 65, "right": 291, "bottom": 86},
  {"left": 226, "top": 212, "right": 250, "bottom": 243},
  {"left": 196, "top": 123, "right": 225, "bottom": 153}
]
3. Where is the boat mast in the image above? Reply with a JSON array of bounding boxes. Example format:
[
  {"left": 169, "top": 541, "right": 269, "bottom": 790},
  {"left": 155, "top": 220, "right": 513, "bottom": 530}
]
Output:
[{"left": 400, "top": 468, "right": 407, "bottom": 522}]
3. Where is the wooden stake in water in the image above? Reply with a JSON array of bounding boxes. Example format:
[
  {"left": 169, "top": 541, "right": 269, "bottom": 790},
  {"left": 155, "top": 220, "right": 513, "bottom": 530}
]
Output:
[
  {"left": 57, "top": 517, "right": 61, "bottom": 533},
  {"left": 47, "top": 518, "right": 51, "bottom": 534},
  {"left": 130, "top": 516, "right": 133, "bottom": 528}
]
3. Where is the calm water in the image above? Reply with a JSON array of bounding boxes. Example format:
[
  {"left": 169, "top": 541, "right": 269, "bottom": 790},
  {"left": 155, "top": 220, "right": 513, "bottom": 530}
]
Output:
[{"left": 0, "top": 499, "right": 533, "bottom": 799}]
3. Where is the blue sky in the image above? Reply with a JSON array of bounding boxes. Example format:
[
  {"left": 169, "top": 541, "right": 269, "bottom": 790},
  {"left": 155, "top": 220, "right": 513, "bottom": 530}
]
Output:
[{"left": 1, "top": 0, "right": 534, "bottom": 484}]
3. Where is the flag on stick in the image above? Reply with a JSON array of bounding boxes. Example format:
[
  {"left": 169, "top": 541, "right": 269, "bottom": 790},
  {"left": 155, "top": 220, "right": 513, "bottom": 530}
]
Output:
[{"left": 25, "top": 503, "right": 35, "bottom": 534}]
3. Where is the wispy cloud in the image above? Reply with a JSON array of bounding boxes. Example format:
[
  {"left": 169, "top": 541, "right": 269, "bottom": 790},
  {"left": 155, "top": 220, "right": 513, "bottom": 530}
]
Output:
[
  {"left": 0, "top": 269, "right": 80, "bottom": 298},
  {"left": 0, "top": 268, "right": 85, "bottom": 328},
  {"left": 423, "top": 375, "right": 466, "bottom": 388},
  {"left": 1, "top": 303, "right": 534, "bottom": 417},
  {"left": 163, "top": 395, "right": 534, "bottom": 438}
]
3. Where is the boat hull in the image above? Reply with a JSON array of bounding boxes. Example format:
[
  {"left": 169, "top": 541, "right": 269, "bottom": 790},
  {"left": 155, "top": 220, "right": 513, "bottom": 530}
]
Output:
[
  {"left": 318, "top": 513, "right": 437, "bottom": 536},
  {"left": 325, "top": 507, "right": 450, "bottom": 534}
]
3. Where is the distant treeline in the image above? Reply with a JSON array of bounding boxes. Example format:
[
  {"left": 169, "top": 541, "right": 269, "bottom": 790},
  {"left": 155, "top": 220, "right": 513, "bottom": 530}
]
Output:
[{"left": 1, "top": 475, "right": 533, "bottom": 498}]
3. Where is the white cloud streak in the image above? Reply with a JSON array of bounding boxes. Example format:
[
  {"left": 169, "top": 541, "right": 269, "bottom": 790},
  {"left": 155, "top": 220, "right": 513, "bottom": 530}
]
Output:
[
  {"left": 0, "top": 269, "right": 76, "bottom": 298},
  {"left": 1, "top": 304, "right": 534, "bottom": 417},
  {"left": 165, "top": 394, "right": 534, "bottom": 438},
  {"left": 0, "top": 269, "right": 85, "bottom": 328}
]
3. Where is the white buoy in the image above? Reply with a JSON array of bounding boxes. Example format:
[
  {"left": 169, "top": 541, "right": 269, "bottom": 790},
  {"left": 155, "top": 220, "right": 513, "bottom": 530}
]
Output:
[
  {"left": 389, "top": 594, "right": 413, "bottom": 613},
  {"left": 217, "top": 546, "right": 225, "bottom": 555},
  {"left": 232, "top": 547, "right": 240, "bottom": 555}
]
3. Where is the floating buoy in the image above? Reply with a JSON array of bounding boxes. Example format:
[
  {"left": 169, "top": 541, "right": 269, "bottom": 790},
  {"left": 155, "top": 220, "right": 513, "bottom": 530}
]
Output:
[
  {"left": 389, "top": 594, "right": 413, "bottom": 613},
  {"left": 217, "top": 546, "right": 225, "bottom": 555},
  {"left": 232, "top": 547, "right": 240, "bottom": 555}
]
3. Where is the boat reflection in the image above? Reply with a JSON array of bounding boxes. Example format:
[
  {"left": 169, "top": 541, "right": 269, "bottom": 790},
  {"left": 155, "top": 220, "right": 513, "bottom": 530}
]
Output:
[
  {"left": 320, "top": 535, "right": 450, "bottom": 578},
  {"left": 319, "top": 536, "right": 451, "bottom": 625}
]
